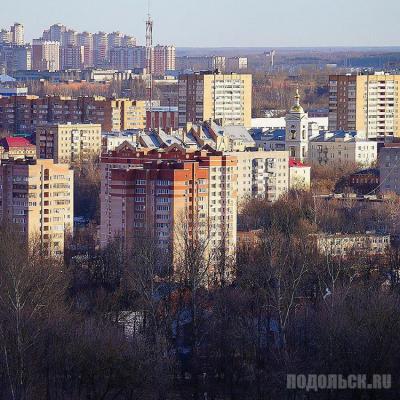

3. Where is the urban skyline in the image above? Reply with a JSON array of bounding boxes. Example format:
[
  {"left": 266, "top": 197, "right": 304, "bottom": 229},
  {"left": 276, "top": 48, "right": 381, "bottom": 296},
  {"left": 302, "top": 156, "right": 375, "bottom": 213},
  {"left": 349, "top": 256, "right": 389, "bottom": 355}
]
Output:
[{"left": 1, "top": 0, "right": 400, "bottom": 47}]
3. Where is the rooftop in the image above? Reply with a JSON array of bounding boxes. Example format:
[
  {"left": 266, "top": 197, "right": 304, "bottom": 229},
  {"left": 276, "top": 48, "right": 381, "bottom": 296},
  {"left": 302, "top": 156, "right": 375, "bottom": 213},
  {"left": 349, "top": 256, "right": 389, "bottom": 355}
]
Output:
[{"left": 0, "top": 137, "right": 35, "bottom": 149}]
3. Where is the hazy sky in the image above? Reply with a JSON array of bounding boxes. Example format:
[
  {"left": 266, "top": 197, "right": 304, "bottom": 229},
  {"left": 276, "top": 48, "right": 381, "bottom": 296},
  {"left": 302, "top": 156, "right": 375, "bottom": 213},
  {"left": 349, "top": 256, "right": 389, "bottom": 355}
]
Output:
[{"left": 1, "top": 0, "right": 400, "bottom": 47}]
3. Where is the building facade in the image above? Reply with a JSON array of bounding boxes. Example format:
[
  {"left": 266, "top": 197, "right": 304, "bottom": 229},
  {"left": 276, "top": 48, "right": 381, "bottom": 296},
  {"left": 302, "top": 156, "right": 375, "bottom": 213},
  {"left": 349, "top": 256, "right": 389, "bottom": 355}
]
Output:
[
  {"left": 36, "top": 123, "right": 102, "bottom": 164},
  {"left": 379, "top": 145, "right": 400, "bottom": 194},
  {"left": 146, "top": 107, "right": 178, "bottom": 131},
  {"left": 60, "top": 45, "right": 85, "bottom": 70},
  {"left": 0, "top": 96, "right": 147, "bottom": 134},
  {"left": 328, "top": 73, "right": 400, "bottom": 139},
  {"left": 0, "top": 158, "right": 73, "bottom": 256},
  {"left": 178, "top": 71, "right": 252, "bottom": 128},
  {"left": 232, "top": 150, "right": 289, "bottom": 204},
  {"left": 314, "top": 232, "right": 390, "bottom": 257},
  {"left": 0, "top": 137, "right": 36, "bottom": 160},
  {"left": 32, "top": 40, "right": 60, "bottom": 71},
  {"left": 100, "top": 146, "right": 238, "bottom": 272},
  {"left": 153, "top": 45, "right": 176, "bottom": 76}
]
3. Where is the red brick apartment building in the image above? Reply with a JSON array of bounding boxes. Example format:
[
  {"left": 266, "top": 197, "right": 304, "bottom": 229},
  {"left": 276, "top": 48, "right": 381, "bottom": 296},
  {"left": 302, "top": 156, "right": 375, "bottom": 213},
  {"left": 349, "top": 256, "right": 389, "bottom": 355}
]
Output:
[
  {"left": 0, "top": 96, "right": 146, "bottom": 134},
  {"left": 100, "top": 144, "right": 238, "bottom": 270}
]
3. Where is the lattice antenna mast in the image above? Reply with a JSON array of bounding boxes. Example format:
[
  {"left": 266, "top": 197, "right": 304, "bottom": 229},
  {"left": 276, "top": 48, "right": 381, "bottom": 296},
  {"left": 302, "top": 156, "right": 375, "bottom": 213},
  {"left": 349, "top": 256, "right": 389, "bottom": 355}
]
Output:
[{"left": 146, "top": 4, "right": 154, "bottom": 129}]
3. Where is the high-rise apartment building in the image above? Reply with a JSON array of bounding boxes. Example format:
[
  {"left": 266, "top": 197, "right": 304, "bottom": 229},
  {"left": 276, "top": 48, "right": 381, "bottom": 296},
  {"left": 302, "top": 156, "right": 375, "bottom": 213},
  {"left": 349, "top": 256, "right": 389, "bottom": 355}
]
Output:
[
  {"left": 42, "top": 24, "right": 66, "bottom": 43},
  {"left": 0, "top": 45, "right": 31, "bottom": 72},
  {"left": 0, "top": 158, "right": 73, "bottom": 256},
  {"left": 32, "top": 40, "right": 60, "bottom": 71},
  {"left": 93, "top": 32, "right": 108, "bottom": 67},
  {"left": 178, "top": 71, "right": 252, "bottom": 128},
  {"left": 77, "top": 32, "right": 94, "bottom": 68},
  {"left": 36, "top": 123, "right": 102, "bottom": 164},
  {"left": 153, "top": 45, "right": 176, "bottom": 76},
  {"left": 63, "top": 29, "right": 78, "bottom": 46},
  {"left": 100, "top": 147, "right": 238, "bottom": 272},
  {"left": 109, "top": 46, "right": 146, "bottom": 70},
  {"left": 328, "top": 72, "right": 400, "bottom": 139},
  {"left": 10, "top": 23, "right": 24, "bottom": 45},
  {"left": 108, "top": 32, "right": 124, "bottom": 51},
  {"left": 60, "top": 45, "right": 85, "bottom": 69},
  {"left": 212, "top": 56, "right": 226, "bottom": 72},
  {"left": 0, "top": 29, "right": 11, "bottom": 44},
  {"left": 227, "top": 57, "right": 248, "bottom": 71}
]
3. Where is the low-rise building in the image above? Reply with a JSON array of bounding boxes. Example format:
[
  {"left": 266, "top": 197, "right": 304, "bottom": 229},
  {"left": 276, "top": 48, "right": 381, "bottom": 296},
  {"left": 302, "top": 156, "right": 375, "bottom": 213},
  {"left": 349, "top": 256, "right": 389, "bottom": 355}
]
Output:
[
  {"left": 289, "top": 158, "right": 311, "bottom": 191},
  {"left": 314, "top": 232, "right": 391, "bottom": 257},
  {"left": 308, "top": 131, "right": 377, "bottom": 167},
  {"left": 36, "top": 123, "right": 102, "bottom": 164},
  {"left": 0, "top": 137, "right": 36, "bottom": 160},
  {"left": 0, "top": 158, "right": 73, "bottom": 256}
]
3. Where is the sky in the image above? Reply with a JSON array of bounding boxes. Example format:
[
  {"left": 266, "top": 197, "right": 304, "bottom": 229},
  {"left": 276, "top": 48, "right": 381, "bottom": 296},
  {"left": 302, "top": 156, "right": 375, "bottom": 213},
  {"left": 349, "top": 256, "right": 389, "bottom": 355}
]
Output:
[{"left": 1, "top": 0, "right": 400, "bottom": 47}]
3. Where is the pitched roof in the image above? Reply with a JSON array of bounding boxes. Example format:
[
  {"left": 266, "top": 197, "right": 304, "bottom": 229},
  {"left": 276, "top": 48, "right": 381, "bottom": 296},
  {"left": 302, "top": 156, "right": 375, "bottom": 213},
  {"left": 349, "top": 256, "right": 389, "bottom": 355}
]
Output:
[
  {"left": 0, "top": 74, "right": 16, "bottom": 83},
  {"left": 289, "top": 158, "right": 309, "bottom": 168},
  {"left": 0, "top": 137, "right": 35, "bottom": 150}
]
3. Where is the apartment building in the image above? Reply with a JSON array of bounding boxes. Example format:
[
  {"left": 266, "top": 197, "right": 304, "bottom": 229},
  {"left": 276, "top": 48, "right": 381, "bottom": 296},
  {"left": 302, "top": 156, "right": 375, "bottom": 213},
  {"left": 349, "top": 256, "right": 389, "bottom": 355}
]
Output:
[
  {"left": 232, "top": 150, "right": 289, "bottom": 204},
  {"left": 0, "top": 158, "right": 73, "bottom": 256},
  {"left": 36, "top": 123, "right": 102, "bottom": 164},
  {"left": 77, "top": 32, "right": 94, "bottom": 68},
  {"left": 0, "top": 137, "right": 36, "bottom": 160},
  {"left": 178, "top": 71, "right": 252, "bottom": 128},
  {"left": 32, "top": 40, "right": 60, "bottom": 71},
  {"left": 0, "top": 96, "right": 146, "bottom": 134},
  {"left": 146, "top": 107, "right": 179, "bottom": 131},
  {"left": 227, "top": 57, "right": 248, "bottom": 71},
  {"left": 212, "top": 56, "right": 226, "bottom": 72},
  {"left": 119, "top": 100, "right": 146, "bottom": 130},
  {"left": 314, "top": 232, "right": 390, "bottom": 257},
  {"left": 153, "top": 45, "right": 176, "bottom": 76},
  {"left": 308, "top": 131, "right": 377, "bottom": 167},
  {"left": 60, "top": 45, "right": 85, "bottom": 70},
  {"left": 0, "top": 45, "right": 31, "bottom": 72},
  {"left": 379, "top": 144, "right": 400, "bottom": 194},
  {"left": 100, "top": 146, "right": 237, "bottom": 275},
  {"left": 328, "top": 72, "right": 400, "bottom": 139},
  {"left": 109, "top": 46, "right": 146, "bottom": 70},
  {"left": 10, "top": 23, "right": 24, "bottom": 45},
  {"left": 93, "top": 32, "right": 108, "bottom": 67}
]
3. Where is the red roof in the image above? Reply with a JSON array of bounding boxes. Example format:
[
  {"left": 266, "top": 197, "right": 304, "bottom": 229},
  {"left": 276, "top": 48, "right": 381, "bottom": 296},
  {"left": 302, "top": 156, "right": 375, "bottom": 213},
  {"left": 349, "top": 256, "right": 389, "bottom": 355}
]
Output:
[
  {"left": 289, "top": 157, "right": 309, "bottom": 168},
  {"left": 0, "top": 137, "right": 35, "bottom": 150}
]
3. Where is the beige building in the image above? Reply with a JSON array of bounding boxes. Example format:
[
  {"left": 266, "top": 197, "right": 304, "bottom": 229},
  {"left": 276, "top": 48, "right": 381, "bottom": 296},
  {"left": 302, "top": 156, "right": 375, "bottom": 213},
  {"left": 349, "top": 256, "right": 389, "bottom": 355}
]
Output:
[
  {"left": 232, "top": 150, "right": 289, "bottom": 205},
  {"left": 289, "top": 158, "right": 311, "bottom": 191},
  {"left": 0, "top": 159, "right": 73, "bottom": 256},
  {"left": 314, "top": 232, "right": 390, "bottom": 257},
  {"left": 0, "top": 137, "right": 36, "bottom": 160},
  {"left": 36, "top": 123, "right": 102, "bottom": 164},
  {"left": 119, "top": 100, "right": 147, "bottom": 130},
  {"left": 178, "top": 71, "right": 252, "bottom": 128},
  {"left": 329, "top": 72, "right": 400, "bottom": 139},
  {"left": 32, "top": 40, "right": 60, "bottom": 71},
  {"left": 308, "top": 131, "right": 377, "bottom": 167}
]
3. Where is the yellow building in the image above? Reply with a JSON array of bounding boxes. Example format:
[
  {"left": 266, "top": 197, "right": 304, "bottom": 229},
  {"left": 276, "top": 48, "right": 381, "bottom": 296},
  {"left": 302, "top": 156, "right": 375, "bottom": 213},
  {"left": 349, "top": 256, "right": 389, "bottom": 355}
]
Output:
[
  {"left": 329, "top": 72, "right": 400, "bottom": 139},
  {"left": 0, "top": 158, "right": 73, "bottom": 256},
  {"left": 178, "top": 71, "right": 252, "bottom": 128},
  {"left": 119, "top": 100, "right": 147, "bottom": 130},
  {"left": 36, "top": 123, "right": 102, "bottom": 164}
]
